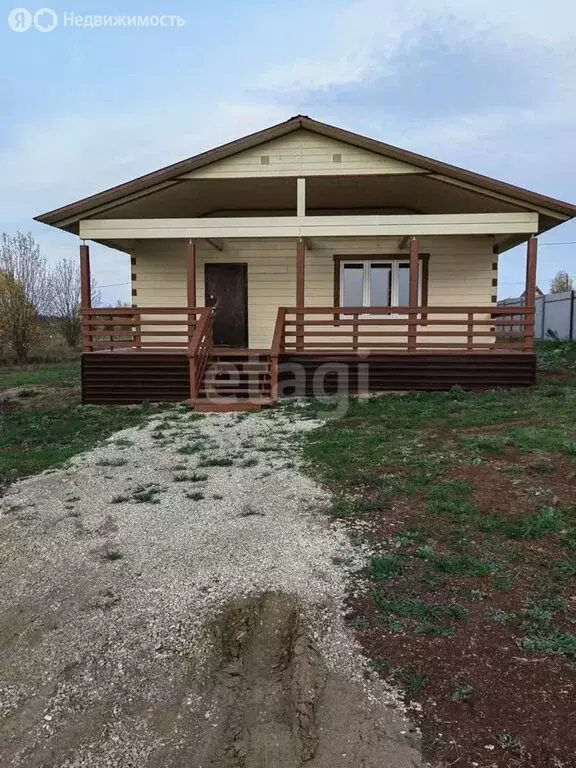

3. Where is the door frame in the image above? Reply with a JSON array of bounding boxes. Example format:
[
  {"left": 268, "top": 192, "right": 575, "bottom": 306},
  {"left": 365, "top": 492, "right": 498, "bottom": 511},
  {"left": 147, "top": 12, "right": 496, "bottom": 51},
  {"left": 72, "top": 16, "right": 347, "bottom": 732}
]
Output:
[{"left": 204, "top": 262, "right": 249, "bottom": 347}]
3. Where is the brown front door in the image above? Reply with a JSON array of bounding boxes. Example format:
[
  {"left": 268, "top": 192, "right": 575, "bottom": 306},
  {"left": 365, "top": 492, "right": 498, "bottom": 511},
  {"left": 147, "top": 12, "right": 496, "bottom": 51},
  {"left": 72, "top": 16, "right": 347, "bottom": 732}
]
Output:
[{"left": 205, "top": 263, "right": 248, "bottom": 347}]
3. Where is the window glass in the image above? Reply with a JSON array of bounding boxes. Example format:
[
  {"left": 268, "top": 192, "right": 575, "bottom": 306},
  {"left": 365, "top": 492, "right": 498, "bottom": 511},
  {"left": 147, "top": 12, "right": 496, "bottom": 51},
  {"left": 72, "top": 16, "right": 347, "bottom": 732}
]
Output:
[
  {"left": 397, "top": 263, "right": 411, "bottom": 306},
  {"left": 369, "top": 263, "right": 392, "bottom": 306},
  {"left": 341, "top": 263, "right": 364, "bottom": 306}
]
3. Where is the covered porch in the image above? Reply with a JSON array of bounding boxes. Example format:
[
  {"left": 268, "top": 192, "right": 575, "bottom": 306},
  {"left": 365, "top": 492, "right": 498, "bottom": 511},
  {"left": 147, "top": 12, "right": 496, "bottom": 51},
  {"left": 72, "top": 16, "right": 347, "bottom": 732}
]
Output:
[{"left": 78, "top": 231, "right": 538, "bottom": 410}]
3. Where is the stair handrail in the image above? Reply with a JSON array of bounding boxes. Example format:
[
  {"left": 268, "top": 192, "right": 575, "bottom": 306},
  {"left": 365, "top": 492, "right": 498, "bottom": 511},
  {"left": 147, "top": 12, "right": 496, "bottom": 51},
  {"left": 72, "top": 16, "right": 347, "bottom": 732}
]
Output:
[
  {"left": 269, "top": 307, "right": 287, "bottom": 402},
  {"left": 188, "top": 308, "right": 213, "bottom": 400}
]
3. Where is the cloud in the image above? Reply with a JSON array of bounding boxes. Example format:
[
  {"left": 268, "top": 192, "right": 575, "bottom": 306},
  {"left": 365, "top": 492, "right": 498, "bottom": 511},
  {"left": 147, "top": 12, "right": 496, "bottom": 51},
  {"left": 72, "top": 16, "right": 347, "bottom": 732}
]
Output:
[
  {"left": 0, "top": 98, "right": 290, "bottom": 302},
  {"left": 0, "top": 100, "right": 290, "bottom": 222},
  {"left": 256, "top": 0, "right": 576, "bottom": 93}
]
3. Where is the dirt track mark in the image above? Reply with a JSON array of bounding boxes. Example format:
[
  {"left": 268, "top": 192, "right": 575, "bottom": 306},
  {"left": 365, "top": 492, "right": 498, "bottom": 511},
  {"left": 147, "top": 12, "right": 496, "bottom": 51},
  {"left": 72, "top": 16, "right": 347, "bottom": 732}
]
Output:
[{"left": 192, "top": 593, "right": 420, "bottom": 768}]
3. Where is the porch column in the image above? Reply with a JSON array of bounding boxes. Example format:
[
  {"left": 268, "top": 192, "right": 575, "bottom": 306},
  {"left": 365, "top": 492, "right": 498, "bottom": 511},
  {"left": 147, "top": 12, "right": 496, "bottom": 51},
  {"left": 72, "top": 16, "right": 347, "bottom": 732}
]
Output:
[
  {"left": 186, "top": 240, "right": 196, "bottom": 306},
  {"left": 409, "top": 236, "right": 419, "bottom": 306},
  {"left": 296, "top": 237, "right": 305, "bottom": 350},
  {"left": 408, "top": 236, "right": 419, "bottom": 351},
  {"left": 296, "top": 237, "right": 305, "bottom": 306},
  {"left": 80, "top": 242, "right": 91, "bottom": 309},
  {"left": 80, "top": 243, "right": 91, "bottom": 352},
  {"left": 524, "top": 236, "right": 538, "bottom": 351}
]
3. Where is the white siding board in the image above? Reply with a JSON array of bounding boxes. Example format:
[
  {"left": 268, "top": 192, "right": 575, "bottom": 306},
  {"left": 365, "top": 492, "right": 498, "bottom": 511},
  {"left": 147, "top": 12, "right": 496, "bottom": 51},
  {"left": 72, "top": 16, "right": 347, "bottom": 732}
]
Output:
[
  {"left": 131, "top": 235, "right": 495, "bottom": 348},
  {"left": 181, "top": 130, "right": 424, "bottom": 178}
]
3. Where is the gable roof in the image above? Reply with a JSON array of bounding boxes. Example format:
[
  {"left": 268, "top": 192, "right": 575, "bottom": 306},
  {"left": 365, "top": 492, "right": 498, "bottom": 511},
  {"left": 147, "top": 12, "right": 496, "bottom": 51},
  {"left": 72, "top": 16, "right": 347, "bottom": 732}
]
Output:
[{"left": 35, "top": 114, "right": 576, "bottom": 227}]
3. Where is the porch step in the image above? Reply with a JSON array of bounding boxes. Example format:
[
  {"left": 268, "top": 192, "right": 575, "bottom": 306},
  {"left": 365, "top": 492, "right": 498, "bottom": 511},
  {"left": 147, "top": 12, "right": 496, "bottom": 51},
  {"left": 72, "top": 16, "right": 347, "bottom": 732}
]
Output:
[
  {"left": 193, "top": 350, "right": 276, "bottom": 411},
  {"left": 189, "top": 397, "right": 274, "bottom": 413}
]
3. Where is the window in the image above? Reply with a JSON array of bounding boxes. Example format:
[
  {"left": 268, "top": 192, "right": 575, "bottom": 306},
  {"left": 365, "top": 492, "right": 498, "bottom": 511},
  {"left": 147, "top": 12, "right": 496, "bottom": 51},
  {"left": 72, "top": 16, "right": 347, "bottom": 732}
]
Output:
[{"left": 339, "top": 260, "right": 420, "bottom": 310}]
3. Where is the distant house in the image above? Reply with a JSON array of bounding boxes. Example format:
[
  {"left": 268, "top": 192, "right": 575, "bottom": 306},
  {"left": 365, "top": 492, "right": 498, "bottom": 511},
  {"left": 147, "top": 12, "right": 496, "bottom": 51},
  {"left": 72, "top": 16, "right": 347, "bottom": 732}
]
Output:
[
  {"left": 35, "top": 115, "right": 576, "bottom": 409},
  {"left": 502, "top": 286, "right": 545, "bottom": 304}
]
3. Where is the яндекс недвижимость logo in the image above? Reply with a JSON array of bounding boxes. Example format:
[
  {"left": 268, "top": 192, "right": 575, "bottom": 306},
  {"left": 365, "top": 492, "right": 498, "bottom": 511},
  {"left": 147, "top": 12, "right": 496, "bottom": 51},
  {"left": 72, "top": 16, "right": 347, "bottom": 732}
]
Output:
[{"left": 8, "top": 7, "right": 58, "bottom": 32}]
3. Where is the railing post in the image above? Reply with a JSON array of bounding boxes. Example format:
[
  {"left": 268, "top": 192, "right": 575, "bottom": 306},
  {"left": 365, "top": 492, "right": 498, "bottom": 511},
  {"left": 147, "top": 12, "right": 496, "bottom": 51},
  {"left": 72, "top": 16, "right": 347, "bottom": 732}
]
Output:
[
  {"left": 80, "top": 243, "right": 92, "bottom": 352},
  {"left": 524, "top": 236, "right": 537, "bottom": 352},
  {"left": 352, "top": 312, "right": 359, "bottom": 352},
  {"left": 133, "top": 313, "right": 142, "bottom": 349},
  {"left": 408, "top": 236, "right": 419, "bottom": 351},
  {"left": 467, "top": 312, "right": 474, "bottom": 351}
]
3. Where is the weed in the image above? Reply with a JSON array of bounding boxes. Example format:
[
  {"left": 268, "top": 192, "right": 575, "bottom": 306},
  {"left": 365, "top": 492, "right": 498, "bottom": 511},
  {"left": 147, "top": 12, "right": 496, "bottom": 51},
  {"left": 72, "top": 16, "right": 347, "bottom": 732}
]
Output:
[
  {"left": 114, "top": 438, "right": 134, "bottom": 447},
  {"left": 97, "top": 457, "right": 128, "bottom": 467},
  {"left": 459, "top": 434, "right": 513, "bottom": 454},
  {"left": 450, "top": 684, "right": 474, "bottom": 702},
  {"left": 110, "top": 494, "right": 130, "bottom": 504},
  {"left": 198, "top": 455, "right": 234, "bottom": 467},
  {"left": 327, "top": 497, "right": 378, "bottom": 518},
  {"left": 241, "top": 457, "right": 259, "bottom": 467},
  {"left": 173, "top": 472, "right": 194, "bottom": 482},
  {"left": 493, "top": 571, "right": 516, "bottom": 591},
  {"left": 131, "top": 484, "right": 163, "bottom": 504},
  {"left": 239, "top": 505, "right": 264, "bottom": 517},
  {"left": 416, "top": 549, "right": 501, "bottom": 577},
  {"left": 493, "top": 732, "right": 525, "bottom": 757},
  {"left": 101, "top": 550, "right": 123, "bottom": 561},
  {"left": 350, "top": 615, "right": 368, "bottom": 629},
  {"left": 373, "top": 592, "right": 469, "bottom": 631},
  {"left": 185, "top": 491, "right": 205, "bottom": 501},
  {"left": 426, "top": 480, "right": 479, "bottom": 519},
  {"left": 177, "top": 442, "right": 204, "bottom": 455},
  {"left": 552, "top": 557, "right": 576, "bottom": 579},
  {"left": 371, "top": 553, "right": 405, "bottom": 581},
  {"left": 393, "top": 528, "right": 427, "bottom": 547}
]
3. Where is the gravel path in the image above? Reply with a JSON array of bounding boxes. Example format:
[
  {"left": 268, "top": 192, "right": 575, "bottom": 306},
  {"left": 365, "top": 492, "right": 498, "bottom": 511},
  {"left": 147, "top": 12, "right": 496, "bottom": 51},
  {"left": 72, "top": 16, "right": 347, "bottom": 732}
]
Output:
[{"left": 0, "top": 405, "right": 422, "bottom": 767}]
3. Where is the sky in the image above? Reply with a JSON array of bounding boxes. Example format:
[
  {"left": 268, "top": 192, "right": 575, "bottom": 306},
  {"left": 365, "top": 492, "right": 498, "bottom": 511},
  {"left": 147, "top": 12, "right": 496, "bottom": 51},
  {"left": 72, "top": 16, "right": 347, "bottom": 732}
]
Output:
[{"left": 1, "top": 0, "right": 575, "bottom": 304}]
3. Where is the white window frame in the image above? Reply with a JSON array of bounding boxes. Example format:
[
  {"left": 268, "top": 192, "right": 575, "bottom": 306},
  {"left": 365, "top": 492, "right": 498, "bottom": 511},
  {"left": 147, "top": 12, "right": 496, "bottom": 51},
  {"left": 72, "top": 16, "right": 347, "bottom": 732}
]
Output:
[{"left": 339, "top": 259, "right": 421, "bottom": 317}]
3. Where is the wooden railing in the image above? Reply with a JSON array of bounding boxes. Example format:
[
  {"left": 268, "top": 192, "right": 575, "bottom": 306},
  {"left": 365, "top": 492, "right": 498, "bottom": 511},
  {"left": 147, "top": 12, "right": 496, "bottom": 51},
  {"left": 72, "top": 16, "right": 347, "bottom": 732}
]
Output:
[
  {"left": 188, "top": 310, "right": 213, "bottom": 399},
  {"left": 81, "top": 307, "right": 209, "bottom": 352},
  {"left": 269, "top": 307, "right": 287, "bottom": 401},
  {"left": 277, "top": 306, "right": 535, "bottom": 353}
]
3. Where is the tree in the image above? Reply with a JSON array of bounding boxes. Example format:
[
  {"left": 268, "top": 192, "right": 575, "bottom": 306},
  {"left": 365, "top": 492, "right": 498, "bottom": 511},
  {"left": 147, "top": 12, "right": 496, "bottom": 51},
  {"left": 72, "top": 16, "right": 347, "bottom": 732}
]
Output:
[
  {"left": 50, "top": 257, "right": 101, "bottom": 347},
  {"left": 0, "top": 232, "right": 52, "bottom": 362},
  {"left": 549, "top": 270, "right": 574, "bottom": 294}
]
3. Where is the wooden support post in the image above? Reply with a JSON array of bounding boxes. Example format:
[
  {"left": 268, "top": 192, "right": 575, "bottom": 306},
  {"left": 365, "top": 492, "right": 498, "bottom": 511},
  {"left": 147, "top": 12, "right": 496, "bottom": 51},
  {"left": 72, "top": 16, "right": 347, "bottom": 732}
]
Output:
[
  {"left": 80, "top": 243, "right": 91, "bottom": 309},
  {"left": 80, "top": 243, "right": 92, "bottom": 352},
  {"left": 352, "top": 312, "right": 359, "bottom": 352},
  {"left": 296, "top": 238, "right": 305, "bottom": 351},
  {"left": 467, "top": 312, "right": 474, "bottom": 351},
  {"left": 186, "top": 240, "right": 198, "bottom": 402},
  {"left": 408, "top": 236, "right": 419, "bottom": 351},
  {"left": 524, "top": 236, "right": 538, "bottom": 351},
  {"left": 186, "top": 240, "right": 196, "bottom": 307}
]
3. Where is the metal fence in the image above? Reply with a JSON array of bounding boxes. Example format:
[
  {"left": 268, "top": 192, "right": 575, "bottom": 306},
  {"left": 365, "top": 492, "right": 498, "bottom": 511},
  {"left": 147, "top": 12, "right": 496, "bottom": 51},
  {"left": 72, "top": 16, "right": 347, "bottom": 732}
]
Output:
[{"left": 498, "top": 292, "right": 576, "bottom": 340}]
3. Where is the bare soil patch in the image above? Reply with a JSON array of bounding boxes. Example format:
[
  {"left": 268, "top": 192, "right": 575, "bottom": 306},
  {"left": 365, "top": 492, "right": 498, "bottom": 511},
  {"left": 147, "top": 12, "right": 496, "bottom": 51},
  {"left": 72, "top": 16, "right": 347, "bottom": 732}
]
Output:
[
  {"left": 0, "top": 385, "right": 80, "bottom": 412},
  {"left": 345, "top": 446, "right": 576, "bottom": 767}
]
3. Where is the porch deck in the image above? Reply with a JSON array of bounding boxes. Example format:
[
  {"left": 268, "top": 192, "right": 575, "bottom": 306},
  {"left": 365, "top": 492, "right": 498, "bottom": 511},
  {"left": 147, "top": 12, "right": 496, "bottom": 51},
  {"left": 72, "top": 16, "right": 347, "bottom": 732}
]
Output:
[{"left": 80, "top": 304, "right": 536, "bottom": 409}]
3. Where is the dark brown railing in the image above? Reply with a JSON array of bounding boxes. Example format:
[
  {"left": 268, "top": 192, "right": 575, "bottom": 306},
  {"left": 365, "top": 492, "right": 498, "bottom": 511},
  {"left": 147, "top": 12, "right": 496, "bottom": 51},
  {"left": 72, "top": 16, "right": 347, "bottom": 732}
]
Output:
[
  {"left": 188, "top": 310, "right": 213, "bottom": 400},
  {"left": 82, "top": 307, "right": 210, "bottom": 352},
  {"left": 277, "top": 306, "right": 535, "bottom": 353}
]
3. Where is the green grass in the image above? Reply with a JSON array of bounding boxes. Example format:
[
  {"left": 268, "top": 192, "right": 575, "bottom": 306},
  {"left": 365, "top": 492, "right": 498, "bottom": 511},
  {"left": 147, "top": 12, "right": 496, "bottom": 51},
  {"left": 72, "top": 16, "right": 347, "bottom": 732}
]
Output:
[
  {"left": 0, "top": 363, "right": 80, "bottom": 389},
  {"left": 131, "top": 483, "right": 164, "bottom": 504},
  {"left": 185, "top": 491, "right": 205, "bottom": 501},
  {"left": 416, "top": 549, "right": 501, "bottom": 577},
  {"left": 371, "top": 553, "right": 405, "bottom": 580},
  {"left": 198, "top": 455, "right": 234, "bottom": 467},
  {"left": 0, "top": 404, "right": 156, "bottom": 484}
]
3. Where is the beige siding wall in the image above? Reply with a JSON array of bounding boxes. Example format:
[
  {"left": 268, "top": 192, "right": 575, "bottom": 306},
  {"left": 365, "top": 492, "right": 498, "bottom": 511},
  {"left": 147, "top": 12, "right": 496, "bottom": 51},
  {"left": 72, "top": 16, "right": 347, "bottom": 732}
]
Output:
[
  {"left": 131, "top": 236, "right": 495, "bottom": 348},
  {"left": 183, "top": 130, "right": 423, "bottom": 179}
]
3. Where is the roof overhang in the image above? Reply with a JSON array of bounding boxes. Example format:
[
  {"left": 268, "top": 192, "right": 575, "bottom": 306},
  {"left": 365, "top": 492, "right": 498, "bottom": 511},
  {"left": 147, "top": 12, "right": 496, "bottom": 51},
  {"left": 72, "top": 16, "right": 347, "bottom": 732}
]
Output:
[{"left": 35, "top": 115, "right": 576, "bottom": 233}]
